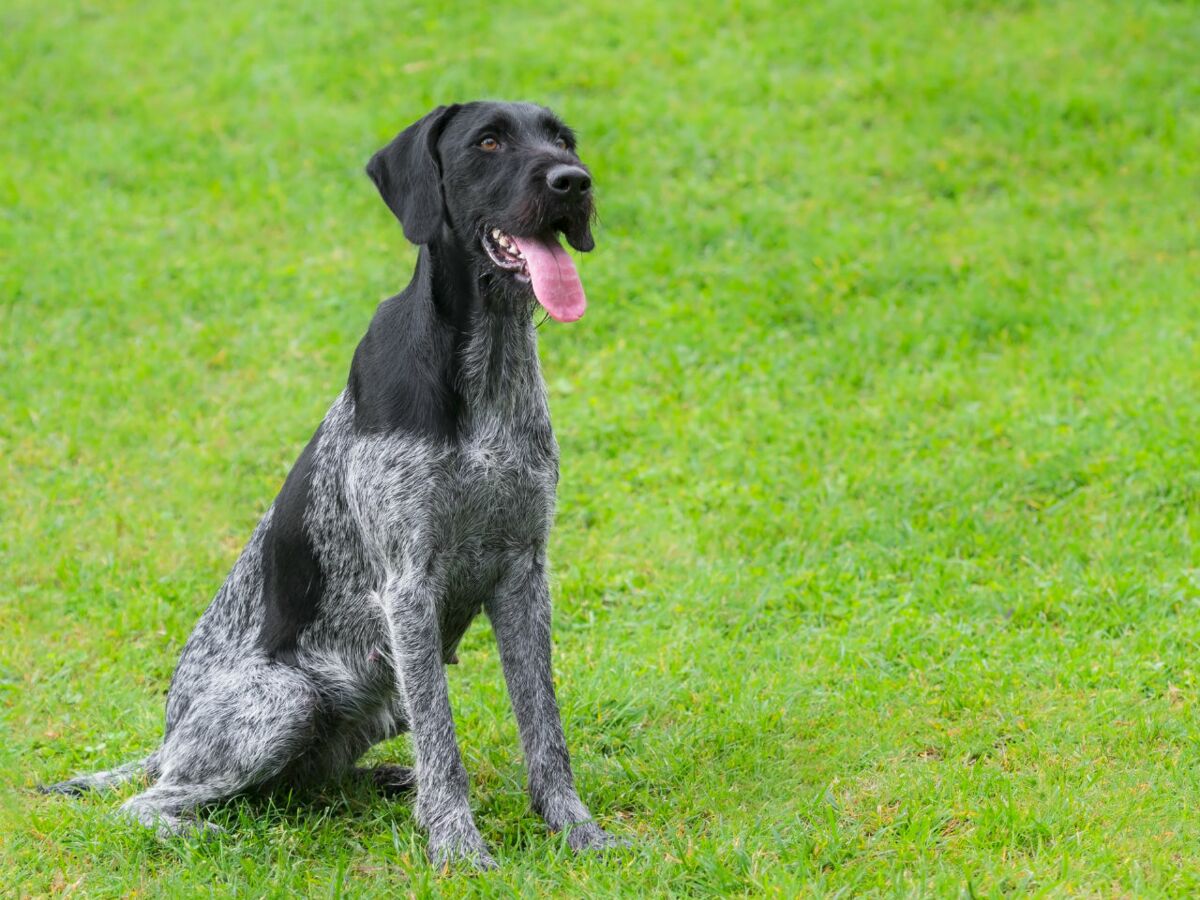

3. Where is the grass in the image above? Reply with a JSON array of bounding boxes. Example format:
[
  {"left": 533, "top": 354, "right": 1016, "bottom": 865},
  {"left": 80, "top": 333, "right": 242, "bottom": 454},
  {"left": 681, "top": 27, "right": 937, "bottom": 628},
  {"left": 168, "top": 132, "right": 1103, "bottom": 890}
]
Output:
[{"left": 3, "top": 0, "right": 1200, "bottom": 894}]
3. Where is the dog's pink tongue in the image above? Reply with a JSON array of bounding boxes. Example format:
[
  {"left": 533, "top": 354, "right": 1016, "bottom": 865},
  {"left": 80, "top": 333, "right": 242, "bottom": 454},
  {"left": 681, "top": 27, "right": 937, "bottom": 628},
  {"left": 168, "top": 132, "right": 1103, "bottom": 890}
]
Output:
[{"left": 512, "top": 234, "right": 586, "bottom": 323}]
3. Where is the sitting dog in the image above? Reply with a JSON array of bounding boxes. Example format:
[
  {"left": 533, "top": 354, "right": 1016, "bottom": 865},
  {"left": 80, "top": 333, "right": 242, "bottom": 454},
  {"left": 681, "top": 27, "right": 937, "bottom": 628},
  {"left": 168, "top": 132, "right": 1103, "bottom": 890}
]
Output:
[{"left": 44, "top": 101, "right": 622, "bottom": 869}]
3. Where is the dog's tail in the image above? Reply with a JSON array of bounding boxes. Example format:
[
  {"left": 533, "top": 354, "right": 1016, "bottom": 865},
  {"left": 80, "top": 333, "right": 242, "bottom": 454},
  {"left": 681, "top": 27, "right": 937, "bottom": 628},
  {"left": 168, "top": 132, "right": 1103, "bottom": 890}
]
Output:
[{"left": 39, "top": 755, "right": 154, "bottom": 796}]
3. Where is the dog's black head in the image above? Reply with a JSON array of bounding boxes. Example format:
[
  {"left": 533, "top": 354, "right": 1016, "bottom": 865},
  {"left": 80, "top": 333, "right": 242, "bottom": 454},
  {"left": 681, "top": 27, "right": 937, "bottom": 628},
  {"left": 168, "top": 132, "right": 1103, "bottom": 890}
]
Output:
[{"left": 367, "top": 101, "right": 595, "bottom": 322}]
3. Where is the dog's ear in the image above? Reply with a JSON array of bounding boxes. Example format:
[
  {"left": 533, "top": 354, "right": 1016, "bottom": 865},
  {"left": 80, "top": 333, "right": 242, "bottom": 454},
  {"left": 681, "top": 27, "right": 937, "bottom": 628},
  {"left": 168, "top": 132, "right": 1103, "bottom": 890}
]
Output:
[{"left": 366, "top": 104, "right": 461, "bottom": 246}]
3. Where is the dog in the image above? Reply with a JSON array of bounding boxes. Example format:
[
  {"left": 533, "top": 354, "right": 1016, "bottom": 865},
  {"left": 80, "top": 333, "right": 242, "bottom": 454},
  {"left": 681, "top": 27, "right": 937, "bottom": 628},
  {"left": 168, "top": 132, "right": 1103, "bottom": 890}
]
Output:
[{"left": 43, "top": 101, "right": 623, "bottom": 869}]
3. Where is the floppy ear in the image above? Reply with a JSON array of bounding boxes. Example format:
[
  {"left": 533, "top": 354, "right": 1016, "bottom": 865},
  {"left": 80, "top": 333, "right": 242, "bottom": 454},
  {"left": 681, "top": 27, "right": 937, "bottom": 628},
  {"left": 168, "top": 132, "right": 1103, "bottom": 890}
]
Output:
[{"left": 366, "top": 104, "right": 461, "bottom": 245}]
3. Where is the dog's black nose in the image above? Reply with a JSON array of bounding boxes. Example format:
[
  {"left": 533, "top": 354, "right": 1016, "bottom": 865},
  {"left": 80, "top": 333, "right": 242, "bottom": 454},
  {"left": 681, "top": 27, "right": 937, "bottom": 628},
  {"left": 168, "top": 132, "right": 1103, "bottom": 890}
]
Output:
[{"left": 546, "top": 164, "right": 591, "bottom": 196}]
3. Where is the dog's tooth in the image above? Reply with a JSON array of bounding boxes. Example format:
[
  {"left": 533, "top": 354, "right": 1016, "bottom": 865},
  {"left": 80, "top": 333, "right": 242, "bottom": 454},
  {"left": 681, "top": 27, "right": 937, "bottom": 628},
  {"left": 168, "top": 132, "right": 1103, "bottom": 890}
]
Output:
[{"left": 491, "top": 228, "right": 501, "bottom": 238}]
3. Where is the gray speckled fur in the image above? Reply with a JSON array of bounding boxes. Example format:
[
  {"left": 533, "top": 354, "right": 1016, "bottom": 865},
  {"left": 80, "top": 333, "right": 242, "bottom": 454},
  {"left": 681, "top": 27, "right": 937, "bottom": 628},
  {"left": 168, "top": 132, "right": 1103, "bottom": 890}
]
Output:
[{"left": 46, "top": 294, "right": 619, "bottom": 867}]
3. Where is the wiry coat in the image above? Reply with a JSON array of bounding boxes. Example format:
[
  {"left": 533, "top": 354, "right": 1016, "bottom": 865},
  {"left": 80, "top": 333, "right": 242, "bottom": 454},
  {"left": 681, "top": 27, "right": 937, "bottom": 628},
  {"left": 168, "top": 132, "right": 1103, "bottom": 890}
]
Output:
[{"left": 44, "top": 101, "right": 622, "bottom": 869}]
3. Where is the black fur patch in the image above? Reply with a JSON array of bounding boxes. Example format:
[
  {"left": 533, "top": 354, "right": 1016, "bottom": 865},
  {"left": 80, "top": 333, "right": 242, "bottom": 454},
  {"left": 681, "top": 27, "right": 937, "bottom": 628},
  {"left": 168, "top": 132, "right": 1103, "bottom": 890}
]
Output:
[
  {"left": 258, "top": 422, "right": 326, "bottom": 663},
  {"left": 347, "top": 251, "right": 469, "bottom": 440}
]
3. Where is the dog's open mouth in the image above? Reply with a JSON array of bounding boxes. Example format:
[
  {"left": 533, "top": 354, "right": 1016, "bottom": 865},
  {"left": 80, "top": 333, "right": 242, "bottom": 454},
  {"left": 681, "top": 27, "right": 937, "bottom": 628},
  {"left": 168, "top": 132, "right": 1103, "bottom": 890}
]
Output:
[
  {"left": 483, "top": 228, "right": 530, "bottom": 280},
  {"left": 482, "top": 227, "right": 586, "bottom": 323}
]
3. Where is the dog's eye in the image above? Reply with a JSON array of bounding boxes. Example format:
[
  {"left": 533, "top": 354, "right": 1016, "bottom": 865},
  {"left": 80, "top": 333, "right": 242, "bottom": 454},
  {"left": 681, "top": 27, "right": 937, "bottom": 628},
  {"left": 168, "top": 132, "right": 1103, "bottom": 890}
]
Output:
[
  {"left": 479, "top": 137, "right": 500, "bottom": 152},
  {"left": 554, "top": 137, "right": 569, "bottom": 150}
]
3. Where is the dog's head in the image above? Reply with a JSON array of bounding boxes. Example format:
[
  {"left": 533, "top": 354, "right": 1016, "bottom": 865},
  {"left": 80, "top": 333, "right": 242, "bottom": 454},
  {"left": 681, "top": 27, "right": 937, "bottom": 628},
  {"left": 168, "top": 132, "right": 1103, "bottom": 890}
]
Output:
[{"left": 367, "top": 101, "right": 595, "bottom": 323}]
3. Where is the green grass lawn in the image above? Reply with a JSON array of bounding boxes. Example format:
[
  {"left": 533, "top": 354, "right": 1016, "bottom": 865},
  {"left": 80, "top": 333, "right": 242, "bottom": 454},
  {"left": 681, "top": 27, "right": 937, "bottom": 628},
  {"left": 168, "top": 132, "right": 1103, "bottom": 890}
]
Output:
[{"left": 3, "top": 0, "right": 1200, "bottom": 894}]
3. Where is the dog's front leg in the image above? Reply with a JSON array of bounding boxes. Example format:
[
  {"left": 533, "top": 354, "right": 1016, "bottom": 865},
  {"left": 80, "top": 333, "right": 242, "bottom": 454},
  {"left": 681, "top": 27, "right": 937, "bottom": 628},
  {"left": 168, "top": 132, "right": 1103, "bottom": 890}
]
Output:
[
  {"left": 386, "top": 577, "right": 496, "bottom": 870},
  {"left": 486, "top": 551, "right": 624, "bottom": 852}
]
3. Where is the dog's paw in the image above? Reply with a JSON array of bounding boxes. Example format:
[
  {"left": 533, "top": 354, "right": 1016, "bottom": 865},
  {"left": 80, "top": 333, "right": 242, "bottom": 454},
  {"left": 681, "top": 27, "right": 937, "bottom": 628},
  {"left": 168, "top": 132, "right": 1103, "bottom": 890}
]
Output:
[
  {"left": 172, "top": 818, "right": 226, "bottom": 841},
  {"left": 427, "top": 824, "right": 497, "bottom": 872},
  {"left": 564, "top": 820, "right": 628, "bottom": 853},
  {"left": 145, "top": 814, "right": 225, "bottom": 841},
  {"left": 366, "top": 764, "right": 416, "bottom": 797}
]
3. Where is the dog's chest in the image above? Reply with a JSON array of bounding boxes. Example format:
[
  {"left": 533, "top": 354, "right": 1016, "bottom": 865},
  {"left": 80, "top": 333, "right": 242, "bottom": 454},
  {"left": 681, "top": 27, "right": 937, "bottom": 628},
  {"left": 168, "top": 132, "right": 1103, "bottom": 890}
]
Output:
[
  {"left": 437, "top": 416, "right": 557, "bottom": 546},
  {"left": 338, "top": 310, "right": 558, "bottom": 590},
  {"left": 345, "top": 408, "right": 557, "bottom": 557}
]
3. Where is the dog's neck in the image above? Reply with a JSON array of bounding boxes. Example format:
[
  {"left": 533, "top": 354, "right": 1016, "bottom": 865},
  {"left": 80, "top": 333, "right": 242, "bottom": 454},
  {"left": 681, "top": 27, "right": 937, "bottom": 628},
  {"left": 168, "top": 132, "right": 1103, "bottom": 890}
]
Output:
[
  {"left": 425, "top": 240, "right": 543, "bottom": 408},
  {"left": 347, "top": 236, "right": 548, "bottom": 439}
]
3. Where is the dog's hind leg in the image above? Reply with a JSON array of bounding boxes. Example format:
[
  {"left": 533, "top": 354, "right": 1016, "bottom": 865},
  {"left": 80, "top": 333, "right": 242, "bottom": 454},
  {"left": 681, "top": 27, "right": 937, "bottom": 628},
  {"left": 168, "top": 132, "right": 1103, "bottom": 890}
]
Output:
[
  {"left": 119, "top": 780, "right": 236, "bottom": 837},
  {"left": 120, "top": 661, "right": 321, "bottom": 836},
  {"left": 302, "top": 704, "right": 415, "bottom": 796}
]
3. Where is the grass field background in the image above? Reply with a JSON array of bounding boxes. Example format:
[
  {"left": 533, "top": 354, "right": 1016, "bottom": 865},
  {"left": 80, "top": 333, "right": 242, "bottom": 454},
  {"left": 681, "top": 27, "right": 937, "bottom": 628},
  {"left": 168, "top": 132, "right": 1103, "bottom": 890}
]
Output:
[{"left": 3, "top": 0, "right": 1200, "bottom": 895}]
